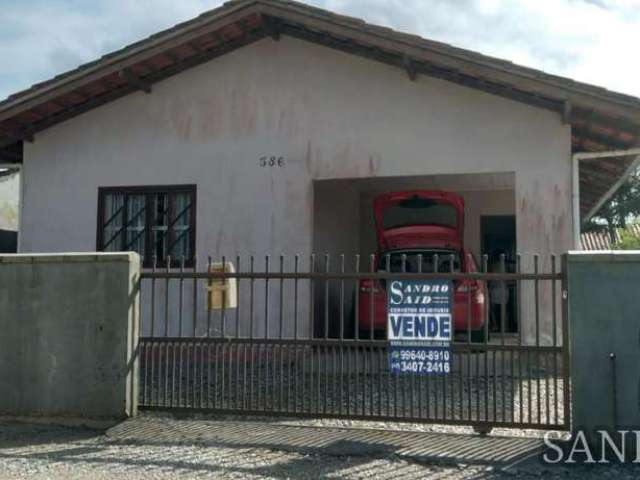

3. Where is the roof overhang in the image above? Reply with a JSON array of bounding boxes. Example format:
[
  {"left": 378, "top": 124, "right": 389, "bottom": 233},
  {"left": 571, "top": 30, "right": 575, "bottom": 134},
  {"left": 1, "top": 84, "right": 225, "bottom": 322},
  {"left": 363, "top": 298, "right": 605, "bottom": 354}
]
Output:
[{"left": 1, "top": 0, "right": 639, "bottom": 216}]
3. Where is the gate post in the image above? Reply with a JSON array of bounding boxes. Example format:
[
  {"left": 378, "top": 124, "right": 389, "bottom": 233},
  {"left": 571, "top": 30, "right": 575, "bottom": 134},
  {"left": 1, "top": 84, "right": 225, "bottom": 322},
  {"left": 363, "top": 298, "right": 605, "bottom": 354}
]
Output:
[{"left": 567, "top": 251, "right": 640, "bottom": 445}]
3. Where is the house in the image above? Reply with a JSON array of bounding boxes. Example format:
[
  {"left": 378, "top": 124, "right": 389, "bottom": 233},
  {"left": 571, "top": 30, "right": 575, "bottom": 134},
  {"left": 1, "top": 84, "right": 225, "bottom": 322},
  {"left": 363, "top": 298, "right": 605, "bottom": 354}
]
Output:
[{"left": 1, "top": 0, "right": 639, "bottom": 341}]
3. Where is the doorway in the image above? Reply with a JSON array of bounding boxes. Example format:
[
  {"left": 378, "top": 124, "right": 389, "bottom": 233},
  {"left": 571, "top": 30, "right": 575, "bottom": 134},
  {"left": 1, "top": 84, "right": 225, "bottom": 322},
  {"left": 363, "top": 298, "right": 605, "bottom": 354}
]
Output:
[{"left": 481, "top": 215, "right": 517, "bottom": 334}]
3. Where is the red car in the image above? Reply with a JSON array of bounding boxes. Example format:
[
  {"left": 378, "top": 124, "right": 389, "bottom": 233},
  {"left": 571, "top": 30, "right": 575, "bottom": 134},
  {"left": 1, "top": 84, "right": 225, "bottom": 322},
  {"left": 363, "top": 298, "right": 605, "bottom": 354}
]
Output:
[{"left": 357, "top": 190, "right": 486, "bottom": 339}]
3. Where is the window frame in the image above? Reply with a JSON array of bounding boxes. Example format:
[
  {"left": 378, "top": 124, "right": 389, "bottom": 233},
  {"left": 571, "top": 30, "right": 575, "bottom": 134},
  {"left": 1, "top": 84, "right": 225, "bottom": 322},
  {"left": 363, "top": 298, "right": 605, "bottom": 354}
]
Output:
[{"left": 96, "top": 184, "right": 197, "bottom": 268}]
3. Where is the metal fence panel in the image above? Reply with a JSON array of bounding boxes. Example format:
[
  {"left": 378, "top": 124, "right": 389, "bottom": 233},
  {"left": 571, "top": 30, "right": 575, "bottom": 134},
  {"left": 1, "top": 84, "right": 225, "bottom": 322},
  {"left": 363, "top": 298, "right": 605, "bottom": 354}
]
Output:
[{"left": 138, "top": 253, "right": 570, "bottom": 431}]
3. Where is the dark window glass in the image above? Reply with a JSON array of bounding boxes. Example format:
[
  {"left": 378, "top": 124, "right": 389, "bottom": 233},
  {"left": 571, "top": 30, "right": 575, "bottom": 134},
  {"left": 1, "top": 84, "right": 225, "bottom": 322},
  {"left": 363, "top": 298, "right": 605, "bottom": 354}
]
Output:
[
  {"left": 98, "top": 185, "right": 196, "bottom": 267},
  {"left": 382, "top": 198, "right": 458, "bottom": 230}
]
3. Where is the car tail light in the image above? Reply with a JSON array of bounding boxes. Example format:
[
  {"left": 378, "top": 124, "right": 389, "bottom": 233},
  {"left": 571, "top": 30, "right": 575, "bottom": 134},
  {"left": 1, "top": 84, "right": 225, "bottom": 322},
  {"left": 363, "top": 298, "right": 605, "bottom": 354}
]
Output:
[
  {"left": 457, "top": 281, "right": 485, "bottom": 304},
  {"left": 456, "top": 282, "right": 477, "bottom": 293},
  {"left": 360, "top": 279, "right": 381, "bottom": 293}
]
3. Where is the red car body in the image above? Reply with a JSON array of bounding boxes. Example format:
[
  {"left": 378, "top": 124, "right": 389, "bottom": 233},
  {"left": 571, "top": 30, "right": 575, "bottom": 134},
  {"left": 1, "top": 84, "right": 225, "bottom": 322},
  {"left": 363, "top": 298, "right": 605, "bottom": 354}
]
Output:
[{"left": 357, "top": 190, "right": 486, "bottom": 335}]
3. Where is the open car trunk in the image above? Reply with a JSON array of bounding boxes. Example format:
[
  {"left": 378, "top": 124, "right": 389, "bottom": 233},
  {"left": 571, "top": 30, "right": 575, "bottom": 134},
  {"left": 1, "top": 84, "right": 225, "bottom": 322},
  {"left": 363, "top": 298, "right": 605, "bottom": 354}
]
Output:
[{"left": 373, "top": 190, "right": 465, "bottom": 252}]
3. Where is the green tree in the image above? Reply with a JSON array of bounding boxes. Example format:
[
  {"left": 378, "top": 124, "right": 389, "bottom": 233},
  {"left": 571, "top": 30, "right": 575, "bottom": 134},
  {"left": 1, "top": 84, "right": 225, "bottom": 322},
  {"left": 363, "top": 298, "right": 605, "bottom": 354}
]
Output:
[
  {"left": 612, "top": 227, "right": 640, "bottom": 250},
  {"left": 584, "top": 168, "right": 640, "bottom": 240}
]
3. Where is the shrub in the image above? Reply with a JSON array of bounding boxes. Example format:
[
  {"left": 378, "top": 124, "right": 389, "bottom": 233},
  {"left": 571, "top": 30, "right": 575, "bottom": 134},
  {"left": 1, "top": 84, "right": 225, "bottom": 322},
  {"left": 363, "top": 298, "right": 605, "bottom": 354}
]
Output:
[{"left": 612, "top": 227, "right": 640, "bottom": 250}]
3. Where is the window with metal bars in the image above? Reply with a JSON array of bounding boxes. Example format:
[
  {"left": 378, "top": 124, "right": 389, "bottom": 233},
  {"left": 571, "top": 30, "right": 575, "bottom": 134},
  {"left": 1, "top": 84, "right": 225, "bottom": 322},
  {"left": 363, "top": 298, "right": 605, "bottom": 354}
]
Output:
[{"left": 97, "top": 185, "right": 196, "bottom": 267}]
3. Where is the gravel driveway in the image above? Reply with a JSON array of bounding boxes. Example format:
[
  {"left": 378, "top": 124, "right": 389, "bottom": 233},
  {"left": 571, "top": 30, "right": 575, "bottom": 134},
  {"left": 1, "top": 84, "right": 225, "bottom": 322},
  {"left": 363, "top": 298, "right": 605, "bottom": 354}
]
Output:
[{"left": 1, "top": 416, "right": 639, "bottom": 479}]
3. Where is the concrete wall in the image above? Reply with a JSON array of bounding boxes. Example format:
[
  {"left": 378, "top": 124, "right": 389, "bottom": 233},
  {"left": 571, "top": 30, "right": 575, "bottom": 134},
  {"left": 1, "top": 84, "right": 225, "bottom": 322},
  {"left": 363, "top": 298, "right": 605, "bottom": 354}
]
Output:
[
  {"left": 19, "top": 36, "right": 572, "bottom": 340},
  {"left": 0, "top": 253, "right": 139, "bottom": 422},
  {"left": 568, "top": 251, "right": 640, "bottom": 440}
]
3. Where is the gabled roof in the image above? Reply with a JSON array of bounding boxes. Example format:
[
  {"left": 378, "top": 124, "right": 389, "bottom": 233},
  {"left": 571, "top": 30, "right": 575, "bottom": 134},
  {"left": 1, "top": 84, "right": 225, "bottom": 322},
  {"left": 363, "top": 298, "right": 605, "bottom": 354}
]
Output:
[{"left": 1, "top": 0, "right": 639, "bottom": 217}]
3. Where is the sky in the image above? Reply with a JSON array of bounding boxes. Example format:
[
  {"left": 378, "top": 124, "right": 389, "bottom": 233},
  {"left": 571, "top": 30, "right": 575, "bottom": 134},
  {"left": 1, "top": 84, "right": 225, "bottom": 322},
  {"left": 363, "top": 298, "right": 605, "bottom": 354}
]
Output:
[{"left": 1, "top": 0, "right": 640, "bottom": 101}]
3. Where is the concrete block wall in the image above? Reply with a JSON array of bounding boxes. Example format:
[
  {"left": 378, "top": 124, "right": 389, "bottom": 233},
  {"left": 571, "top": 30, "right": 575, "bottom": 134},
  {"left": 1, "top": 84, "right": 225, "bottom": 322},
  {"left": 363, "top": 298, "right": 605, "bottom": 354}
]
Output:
[
  {"left": 568, "top": 251, "right": 640, "bottom": 440},
  {"left": 0, "top": 253, "right": 140, "bottom": 423}
]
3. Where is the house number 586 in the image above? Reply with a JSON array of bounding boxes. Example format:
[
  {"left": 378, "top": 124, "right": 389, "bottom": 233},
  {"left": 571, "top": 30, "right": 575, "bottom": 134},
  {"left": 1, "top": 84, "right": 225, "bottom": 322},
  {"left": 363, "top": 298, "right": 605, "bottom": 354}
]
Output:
[{"left": 259, "top": 156, "right": 284, "bottom": 167}]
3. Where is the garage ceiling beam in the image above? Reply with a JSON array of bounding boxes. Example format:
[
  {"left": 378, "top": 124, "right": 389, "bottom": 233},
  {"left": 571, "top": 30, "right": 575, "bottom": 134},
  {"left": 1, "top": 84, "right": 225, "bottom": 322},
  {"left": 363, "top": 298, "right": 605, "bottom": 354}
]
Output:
[
  {"left": 118, "top": 68, "right": 152, "bottom": 94},
  {"left": 571, "top": 107, "right": 640, "bottom": 137},
  {"left": 573, "top": 127, "right": 630, "bottom": 151}
]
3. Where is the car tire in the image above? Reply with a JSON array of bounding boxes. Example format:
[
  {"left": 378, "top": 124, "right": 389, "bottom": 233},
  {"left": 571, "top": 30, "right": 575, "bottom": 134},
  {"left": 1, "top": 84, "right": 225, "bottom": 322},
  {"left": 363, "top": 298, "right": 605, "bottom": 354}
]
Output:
[
  {"left": 471, "top": 328, "right": 489, "bottom": 344},
  {"left": 344, "top": 302, "right": 357, "bottom": 339},
  {"left": 358, "top": 329, "right": 371, "bottom": 341}
]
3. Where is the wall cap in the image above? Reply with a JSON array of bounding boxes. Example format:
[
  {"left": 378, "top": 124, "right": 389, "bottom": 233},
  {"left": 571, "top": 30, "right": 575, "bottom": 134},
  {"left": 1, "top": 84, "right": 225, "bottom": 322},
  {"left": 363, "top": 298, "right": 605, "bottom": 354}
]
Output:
[
  {"left": 0, "top": 252, "right": 140, "bottom": 264},
  {"left": 567, "top": 250, "right": 640, "bottom": 262}
]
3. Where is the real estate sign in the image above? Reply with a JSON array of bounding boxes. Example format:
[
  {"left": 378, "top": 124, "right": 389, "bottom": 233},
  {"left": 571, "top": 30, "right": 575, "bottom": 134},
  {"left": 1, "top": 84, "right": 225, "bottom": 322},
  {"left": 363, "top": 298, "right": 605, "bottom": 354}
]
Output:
[{"left": 387, "top": 279, "right": 452, "bottom": 375}]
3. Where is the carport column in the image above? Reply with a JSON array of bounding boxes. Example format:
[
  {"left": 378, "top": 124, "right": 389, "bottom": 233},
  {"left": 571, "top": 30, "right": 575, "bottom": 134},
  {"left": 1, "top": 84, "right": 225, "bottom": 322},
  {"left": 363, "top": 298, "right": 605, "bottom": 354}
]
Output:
[
  {"left": 515, "top": 168, "right": 573, "bottom": 346},
  {"left": 567, "top": 251, "right": 640, "bottom": 443}
]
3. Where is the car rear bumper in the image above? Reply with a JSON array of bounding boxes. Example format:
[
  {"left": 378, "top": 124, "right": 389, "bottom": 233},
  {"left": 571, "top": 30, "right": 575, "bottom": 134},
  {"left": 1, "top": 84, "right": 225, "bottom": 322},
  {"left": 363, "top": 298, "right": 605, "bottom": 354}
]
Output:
[{"left": 358, "top": 293, "right": 485, "bottom": 333}]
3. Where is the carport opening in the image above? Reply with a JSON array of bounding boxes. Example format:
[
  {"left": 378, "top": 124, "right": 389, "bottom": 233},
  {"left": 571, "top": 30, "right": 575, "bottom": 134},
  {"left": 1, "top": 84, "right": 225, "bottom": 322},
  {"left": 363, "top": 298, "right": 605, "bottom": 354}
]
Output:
[{"left": 312, "top": 172, "right": 518, "bottom": 337}]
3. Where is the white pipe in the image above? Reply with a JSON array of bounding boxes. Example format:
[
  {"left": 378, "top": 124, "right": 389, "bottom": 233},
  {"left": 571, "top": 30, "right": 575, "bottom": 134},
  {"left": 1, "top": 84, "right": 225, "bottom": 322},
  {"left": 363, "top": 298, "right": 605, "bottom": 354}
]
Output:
[
  {"left": 574, "top": 147, "right": 640, "bottom": 161},
  {"left": 572, "top": 148, "right": 640, "bottom": 250},
  {"left": 572, "top": 153, "right": 580, "bottom": 249},
  {"left": 18, "top": 165, "right": 24, "bottom": 253}
]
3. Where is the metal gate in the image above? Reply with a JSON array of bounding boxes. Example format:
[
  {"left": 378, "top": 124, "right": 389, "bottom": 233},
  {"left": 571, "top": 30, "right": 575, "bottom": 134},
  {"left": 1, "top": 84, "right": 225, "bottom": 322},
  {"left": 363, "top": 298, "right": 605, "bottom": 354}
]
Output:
[{"left": 138, "top": 253, "right": 570, "bottom": 431}]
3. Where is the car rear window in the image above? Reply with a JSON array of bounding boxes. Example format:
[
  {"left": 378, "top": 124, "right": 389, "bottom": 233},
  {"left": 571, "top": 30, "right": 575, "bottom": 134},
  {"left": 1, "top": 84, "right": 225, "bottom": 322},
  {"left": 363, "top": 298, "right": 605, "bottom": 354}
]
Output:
[{"left": 382, "top": 197, "right": 457, "bottom": 230}]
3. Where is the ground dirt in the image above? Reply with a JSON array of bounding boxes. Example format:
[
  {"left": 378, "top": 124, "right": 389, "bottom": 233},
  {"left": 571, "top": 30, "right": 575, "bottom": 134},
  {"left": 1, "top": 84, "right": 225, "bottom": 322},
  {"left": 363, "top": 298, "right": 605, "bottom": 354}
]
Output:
[{"left": 0, "top": 415, "right": 638, "bottom": 479}]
